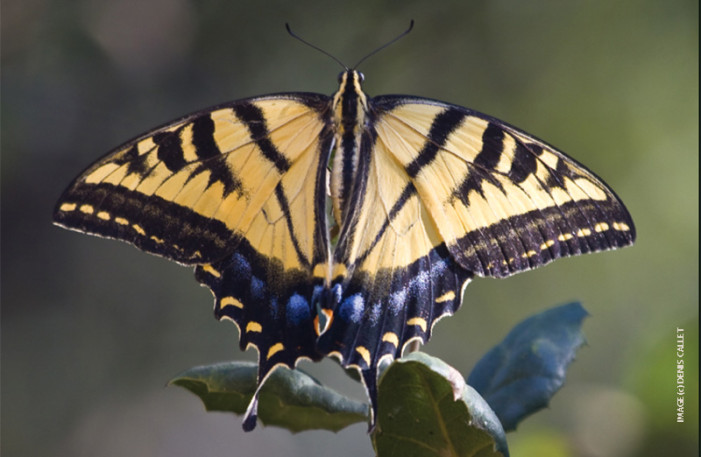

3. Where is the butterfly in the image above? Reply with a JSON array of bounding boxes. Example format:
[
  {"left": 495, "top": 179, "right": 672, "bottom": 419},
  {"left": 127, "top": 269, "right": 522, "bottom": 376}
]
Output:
[{"left": 53, "top": 22, "right": 635, "bottom": 431}]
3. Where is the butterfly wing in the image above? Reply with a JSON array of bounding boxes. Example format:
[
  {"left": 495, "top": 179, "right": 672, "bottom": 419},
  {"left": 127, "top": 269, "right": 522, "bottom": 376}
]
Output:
[
  {"left": 317, "top": 94, "right": 635, "bottom": 423},
  {"left": 372, "top": 96, "right": 635, "bottom": 277},
  {"left": 53, "top": 93, "right": 334, "bottom": 428}
]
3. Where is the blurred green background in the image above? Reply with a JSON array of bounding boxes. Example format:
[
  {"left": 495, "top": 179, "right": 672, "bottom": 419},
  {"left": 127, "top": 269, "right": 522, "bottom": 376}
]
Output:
[{"left": 2, "top": 1, "right": 698, "bottom": 456}]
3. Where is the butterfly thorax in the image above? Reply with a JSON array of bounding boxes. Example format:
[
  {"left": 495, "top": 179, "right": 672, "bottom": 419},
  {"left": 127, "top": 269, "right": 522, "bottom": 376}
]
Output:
[{"left": 330, "top": 70, "right": 370, "bottom": 229}]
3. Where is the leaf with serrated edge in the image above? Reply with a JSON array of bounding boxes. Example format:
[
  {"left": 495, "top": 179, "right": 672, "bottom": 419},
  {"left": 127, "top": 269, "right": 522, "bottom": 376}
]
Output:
[
  {"left": 372, "top": 352, "right": 508, "bottom": 457},
  {"left": 467, "top": 302, "right": 588, "bottom": 431},
  {"left": 170, "top": 361, "right": 368, "bottom": 433}
]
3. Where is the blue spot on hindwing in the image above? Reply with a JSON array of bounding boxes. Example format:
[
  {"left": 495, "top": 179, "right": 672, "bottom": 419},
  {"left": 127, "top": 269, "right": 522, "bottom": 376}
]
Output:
[
  {"left": 286, "top": 293, "right": 311, "bottom": 326},
  {"left": 339, "top": 293, "right": 365, "bottom": 323},
  {"left": 331, "top": 284, "right": 343, "bottom": 305},
  {"left": 269, "top": 297, "right": 279, "bottom": 318},
  {"left": 369, "top": 302, "right": 382, "bottom": 324},
  {"left": 409, "top": 270, "right": 430, "bottom": 296},
  {"left": 430, "top": 258, "right": 448, "bottom": 279},
  {"left": 250, "top": 276, "right": 265, "bottom": 300},
  {"left": 231, "top": 253, "right": 251, "bottom": 278},
  {"left": 389, "top": 288, "right": 408, "bottom": 315}
]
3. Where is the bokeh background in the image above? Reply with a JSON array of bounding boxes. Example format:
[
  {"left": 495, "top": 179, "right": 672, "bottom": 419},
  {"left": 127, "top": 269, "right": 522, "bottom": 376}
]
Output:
[{"left": 3, "top": 1, "right": 698, "bottom": 456}]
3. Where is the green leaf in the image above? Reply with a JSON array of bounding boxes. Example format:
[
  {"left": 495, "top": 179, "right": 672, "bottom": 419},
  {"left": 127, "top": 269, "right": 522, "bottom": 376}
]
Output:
[
  {"left": 372, "top": 352, "right": 508, "bottom": 457},
  {"left": 467, "top": 302, "right": 588, "bottom": 431},
  {"left": 169, "top": 361, "right": 369, "bottom": 433}
]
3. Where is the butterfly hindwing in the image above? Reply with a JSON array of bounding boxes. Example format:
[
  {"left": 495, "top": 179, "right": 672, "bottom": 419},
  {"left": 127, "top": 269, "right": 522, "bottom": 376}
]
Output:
[{"left": 318, "top": 124, "right": 473, "bottom": 365}]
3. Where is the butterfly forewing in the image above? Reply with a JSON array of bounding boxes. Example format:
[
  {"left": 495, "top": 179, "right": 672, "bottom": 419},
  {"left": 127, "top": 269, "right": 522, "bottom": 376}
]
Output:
[{"left": 371, "top": 96, "right": 635, "bottom": 278}]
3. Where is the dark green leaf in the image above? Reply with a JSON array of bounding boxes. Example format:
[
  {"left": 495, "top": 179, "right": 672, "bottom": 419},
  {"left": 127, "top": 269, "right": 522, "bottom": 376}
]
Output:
[
  {"left": 373, "top": 352, "right": 508, "bottom": 457},
  {"left": 467, "top": 302, "right": 588, "bottom": 431},
  {"left": 169, "top": 361, "right": 369, "bottom": 432}
]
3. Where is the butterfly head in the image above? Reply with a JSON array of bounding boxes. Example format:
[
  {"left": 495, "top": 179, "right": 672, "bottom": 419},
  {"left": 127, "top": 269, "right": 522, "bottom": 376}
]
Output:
[
  {"left": 332, "top": 70, "right": 369, "bottom": 126},
  {"left": 338, "top": 70, "right": 364, "bottom": 84},
  {"left": 337, "top": 70, "right": 366, "bottom": 93}
]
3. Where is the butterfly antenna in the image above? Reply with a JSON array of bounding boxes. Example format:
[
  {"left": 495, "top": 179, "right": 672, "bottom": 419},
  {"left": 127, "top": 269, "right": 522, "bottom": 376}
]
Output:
[
  {"left": 286, "top": 23, "right": 348, "bottom": 70},
  {"left": 352, "top": 20, "right": 414, "bottom": 69}
]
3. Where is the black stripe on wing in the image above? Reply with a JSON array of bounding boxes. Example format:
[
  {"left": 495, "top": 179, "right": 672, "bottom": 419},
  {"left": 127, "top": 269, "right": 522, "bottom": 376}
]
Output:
[{"left": 53, "top": 182, "right": 237, "bottom": 264}]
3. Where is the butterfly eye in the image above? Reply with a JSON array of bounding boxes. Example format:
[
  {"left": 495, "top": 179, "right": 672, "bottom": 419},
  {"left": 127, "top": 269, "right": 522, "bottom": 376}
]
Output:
[
  {"left": 357, "top": 72, "right": 365, "bottom": 83},
  {"left": 337, "top": 71, "right": 345, "bottom": 83}
]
